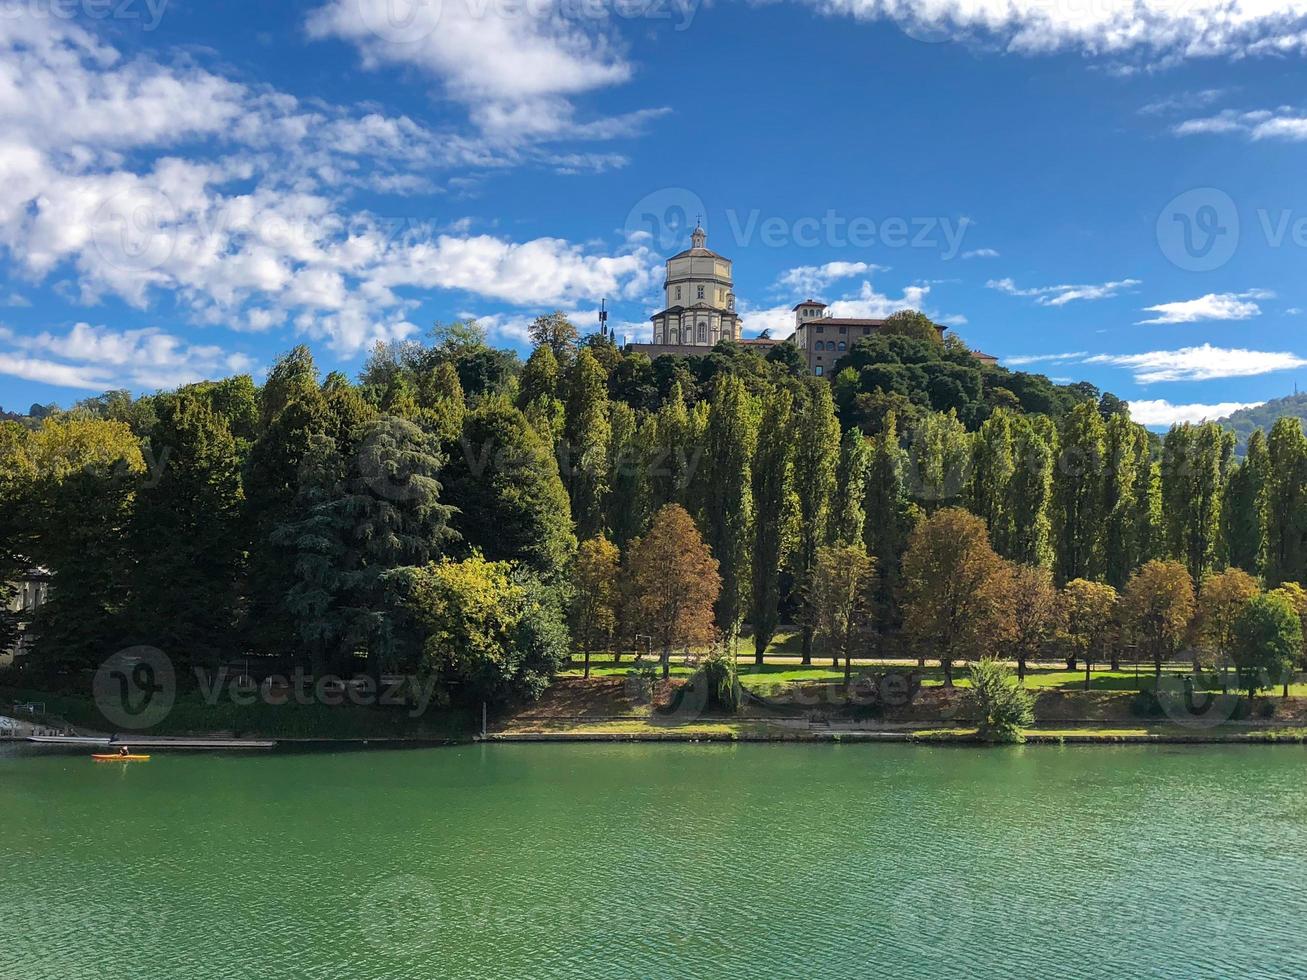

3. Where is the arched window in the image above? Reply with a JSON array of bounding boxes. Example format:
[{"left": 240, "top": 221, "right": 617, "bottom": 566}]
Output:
[
  {"left": 698, "top": 322, "right": 707, "bottom": 341},
  {"left": 838, "top": 341, "right": 846, "bottom": 351},
  {"left": 815, "top": 341, "right": 824, "bottom": 351}
]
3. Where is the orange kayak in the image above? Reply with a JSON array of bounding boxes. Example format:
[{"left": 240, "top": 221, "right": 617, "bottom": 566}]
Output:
[{"left": 92, "top": 754, "right": 151, "bottom": 762}]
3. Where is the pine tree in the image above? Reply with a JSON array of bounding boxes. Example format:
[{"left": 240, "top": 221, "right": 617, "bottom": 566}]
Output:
[
  {"left": 750, "top": 387, "right": 795, "bottom": 664},
  {"left": 791, "top": 379, "right": 841, "bottom": 664}
]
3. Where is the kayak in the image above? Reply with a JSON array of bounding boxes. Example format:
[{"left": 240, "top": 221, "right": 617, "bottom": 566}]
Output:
[{"left": 91, "top": 754, "right": 151, "bottom": 762}]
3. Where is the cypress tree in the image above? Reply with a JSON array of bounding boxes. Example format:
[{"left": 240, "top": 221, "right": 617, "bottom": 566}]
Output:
[{"left": 830, "top": 426, "right": 872, "bottom": 546}]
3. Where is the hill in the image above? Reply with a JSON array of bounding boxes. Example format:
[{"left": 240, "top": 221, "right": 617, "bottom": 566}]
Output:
[{"left": 1219, "top": 392, "right": 1307, "bottom": 455}]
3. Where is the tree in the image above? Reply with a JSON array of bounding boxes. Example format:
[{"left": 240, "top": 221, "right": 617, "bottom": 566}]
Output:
[
  {"left": 967, "top": 658, "right": 1035, "bottom": 743},
  {"left": 700, "top": 374, "right": 757, "bottom": 640},
  {"left": 1267, "top": 582, "right": 1307, "bottom": 678},
  {"left": 571, "top": 535, "right": 620, "bottom": 678},
  {"left": 791, "top": 379, "right": 841, "bottom": 664},
  {"left": 1231, "top": 592, "right": 1302, "bottom": 700},
  {"left": 562, "top": 349, "right": 611, "bottom": 539},
  {"left": 604, "top": 402, "right": 648, "bottom": 550},
  {"left": 392, "top": 555, "right": 567, "bottom": 703},
  {"left": 1262, "top": 417, "right": 1307, "bottom": 586},
  {"left": 1222, "top": 428, "right": 1267, "bottom": 575},
  {"left": 1102, "top": 412, "right": 1141, "bottom": 589},
  {"left": 862, "top": 412, "right": 920, "bottom": 631},
  {"left": 623, "top": 504, "right": 721, "bottom": 678},
  {"left": 1160, "top": 422, "right": 1230, "bottom": 586},
  {"left": 1198, "top": 567, "right": 1260, "bottom": 681},
  {"left": 905, "top": 410, "right": 970, "bottom": 512},
  {"left": 968, "top": 409, "right": 1016, "bottom": 554},
  {"left": 1059, "top": 578, "right": 1118, "bottom": 683},
  {"left": 1008, "top": 563, "right": 1061, "bottom": 681},
  {"left": 446, "top": 401, "right": 576, "bottom": 582},
  {"left": 528, "top": 311, "right": 580, "bottom": 361},
  {"left": 1129, "top": 424, "right": 1160, "bottom": 570},
  {"left": 1053, "top": 401, "right": 1106, "bottom": 583},
  {"left": 830, "top": 427, "right": 871, "bottom": 546},
  {"left": 881, "top": 309, "right": 943, "bottom": 346},
  {"left": 126, "top": 390, "right": 245, "bottom": 669},
  {"left": 810, "top": 543, "right": 876, "bottom": 684},
  {"left": 750, "top": 387, "right": 795, "bottom": 664},
  {"left": 1120, "top": 560, "right": 1195, "bottom": 688},
  {"left": 1007, "top": 415, "right": 1054, "bottom": 568},
  {"left": 901, "top": 507, "right": 1014, "bottom": 686}
]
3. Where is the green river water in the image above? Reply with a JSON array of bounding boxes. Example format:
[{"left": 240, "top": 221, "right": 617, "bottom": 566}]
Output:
[{"left": 2, "top": 742, "right": 1306, "bottom": 979}]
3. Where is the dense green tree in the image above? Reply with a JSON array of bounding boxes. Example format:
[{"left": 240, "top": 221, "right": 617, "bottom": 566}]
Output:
[
  {"left": 604, "top": 401, "right": 648, "bottom": 550},
  {"left": 906, "top": 409, "right": 970, "bottom": 511},
  {"left": 1008, "top": 415, "right": 1055, "bottom": 568},
  {"left": 791, "top": 378, "right": 841, "bottom": 664},
  {"left": 830, "top": 427, "right": 871, "bottom": 546},
  {"left": 1231, "top": 592, "right": 1302, "bottom": 700},
  {"left": 700, "top": 374, "right": 757, "bottom": 639},
  {"left": 862, "top": 412, "right": 920, "bottom": 630},
  {"left": 126, "top": 391, "right": 244, "bottom": 668},
  {"left": 750, "top": 387, "right": 795, "bottom": 664},
  {"left": 528, "top": 311, "right": 580, "bottom": 361},
  {"left": 1053, "top": 401, "right": 1107, "bottom": 583},
  {"left": 1262, "top": 417, "right": 1307, "bottom": 586},
  {"left": 562, "top": 349, "right": 611, "bottom": 539},
  {"left": 1222, "top": 428, "right": 1267, "bottom": 575},
  {"left": 967, "top": 658, "right": 1035, "bottom": 743},
  {"left": 648, "top": 382, "right": 694, "bottom": 510},
  {"left": 446, "top": 400, "right": 576, "bottom": 582},
  {"left": 968, "top": 409, "right": 1016, "bottom": 554},
  {"left": 1102, "top": 413, "right": 1141, "bottom": 589},
  {"left": 880, "top": 309, "right": 943, "bottom": 346},
  {"left": 1160, "top": 422, "right": 1231, "bottom": 587}
]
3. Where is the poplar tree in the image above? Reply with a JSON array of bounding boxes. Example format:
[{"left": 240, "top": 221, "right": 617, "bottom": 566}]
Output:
[
  {"left": 830, "top": 426, "right": 871, "bottom": 546},
  {"left": 1129, "top": 424, "right": 1160, "bottom": 570},
  {"left": 1102, "top": 412, "right": 1140, "bottom": 590},
  {"left": 562, "top": 349, "right": 611, "bottom": 539},
  {"left": 604, "top": 401, "right": 648, "bottom": 550},
  {"left": 792, "top": 378, "right": 841, "bottom": 664},
  {"left": 649, "top": 382, "right": 693, "bottom": 510},
  {"left": 1160, "top": 422, "right": 1230, "bottom": 587},
  {"left": 1008, "top": 415, "right": 1054, "bottom": 568},
  {"left": 750, "top": 386, "right": 795, "bottom": 664},
  {"left": 967, "top": 408, "right": 1016, "bottom": 555},
  {"left": 862, "top": 411, "right": 919, "bottom": 631},
  {"left": 906, "top": 410, "right": 970, "bottom": 512},
  {"left": 1053, "top": 401, "right": 1107, "bottom": 583},
  {"left": 700, "top": 374, "right": 758, "bottom": 640},
  {"left": 1263, "top": 417, "right": 1307, "bottom": 586},
  {"left": 1222, "top": 428, "right": 1267, "bottom": 575}
]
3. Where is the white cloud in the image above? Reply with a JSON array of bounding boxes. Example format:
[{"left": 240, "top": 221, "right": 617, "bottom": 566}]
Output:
[
  {"left": 799, "top": 0, "right": 1307, "bottom": 59},
  {"left": 1004, "top": 351, "right": 1089, "bottom": 366},
  {"left": 1129, "top": 398, "right": 1265, "bottom": 426},
  {"left": 0, "top": 323, "right": 256, "bottom": 390},
  {"left": 0, "top": 11, "right": 660, "bottom": 357},
  {"left": 305, "top": 0, "right": 664, "bottom": 144},
  {"left": 740, "top": 279, "right": 935, "bottom": 338},
  {"left": 1086, "top": 344, "right": 1307, "bottom": 382},
  {"left": 774, "top": 261, "right": 884, "bottom": 294},
  {"left": 1174, "top": 107, "right": 1307, "bottom": 141},
  {"left": 962, "top": 248, "right": 1000, "bottom": 259},
  {"left": 987, "top": 276, "right": 1141, "bottom": 306},
  {"left": 1138, "top": 290, "right": 1272, "bottom": 324}
]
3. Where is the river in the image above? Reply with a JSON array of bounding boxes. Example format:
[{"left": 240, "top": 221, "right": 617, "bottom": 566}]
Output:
[{"left": 2, "top": 742, "right": 1305, "bottom": 979}]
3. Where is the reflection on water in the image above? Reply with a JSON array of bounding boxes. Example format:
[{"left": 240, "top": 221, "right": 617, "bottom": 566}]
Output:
[{"left": 3, "top": 743, "right": 1307, "bottom": 980}]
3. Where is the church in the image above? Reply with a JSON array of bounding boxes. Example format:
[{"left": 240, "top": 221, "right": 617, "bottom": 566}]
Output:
[{"left": 626, "top": 224, "right": 997, "bottom": 374}]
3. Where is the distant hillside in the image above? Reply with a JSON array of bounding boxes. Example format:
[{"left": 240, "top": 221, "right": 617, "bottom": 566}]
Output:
[{"left": 1220, "top": 392, "right": 1307, "bottom": 454}]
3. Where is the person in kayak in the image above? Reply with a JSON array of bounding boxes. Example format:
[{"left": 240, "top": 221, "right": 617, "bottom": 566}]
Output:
[{"left": 118, "top": 745, "right": 130, "bottom": 757}]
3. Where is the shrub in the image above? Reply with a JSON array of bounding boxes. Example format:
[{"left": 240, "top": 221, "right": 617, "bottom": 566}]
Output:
[{"left": 967, "top": 657, "right": 1035, "bottom": 743}]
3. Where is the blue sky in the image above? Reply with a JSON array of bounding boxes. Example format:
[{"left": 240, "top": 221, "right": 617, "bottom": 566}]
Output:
[{"left": 3, "top": 0, "right": 1307, "bottom": 426}]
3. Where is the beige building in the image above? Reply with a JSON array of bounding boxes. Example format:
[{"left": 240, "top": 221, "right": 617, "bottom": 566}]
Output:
[{"left": 627, "top": 230, "right": 998, "bottom": 371}]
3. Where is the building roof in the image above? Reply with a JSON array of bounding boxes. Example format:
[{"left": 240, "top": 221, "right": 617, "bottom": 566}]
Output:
[
  {"left": 669, "top": 245, "right": 726, "bottom": 260},
  {"left": 792, "top": 300, "right": 827, "bottom": 310},
  {"left": 805, "top": 317, "right": 888, "bottom": 327}
]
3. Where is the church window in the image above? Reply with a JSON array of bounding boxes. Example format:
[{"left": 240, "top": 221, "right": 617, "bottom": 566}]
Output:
[{"left": 697, "top": 285, "right": 705, "bottom": 299}]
